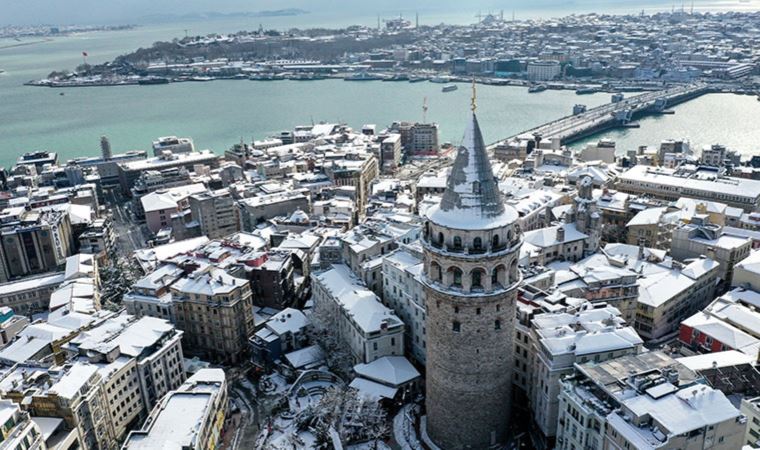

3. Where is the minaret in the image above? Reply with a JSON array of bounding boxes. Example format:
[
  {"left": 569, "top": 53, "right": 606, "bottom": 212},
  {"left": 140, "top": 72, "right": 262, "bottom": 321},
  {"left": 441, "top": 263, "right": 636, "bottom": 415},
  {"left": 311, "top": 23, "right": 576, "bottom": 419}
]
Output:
[{"left": 422, "top": 85, "right": 522, "bottom": 448}]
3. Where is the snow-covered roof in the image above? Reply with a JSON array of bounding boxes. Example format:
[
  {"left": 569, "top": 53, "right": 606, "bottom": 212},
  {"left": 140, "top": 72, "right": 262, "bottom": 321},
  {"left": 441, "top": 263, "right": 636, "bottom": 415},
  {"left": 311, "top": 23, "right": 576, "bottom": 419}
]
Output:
[
  {"left": 284, "top": 345, "right": 325, "bottom": 369},
  {"left": 523, "top": 223, "right": 588, "bottom": 248},
  {"left": 620, "top": 384, "right": 739, "bottom": 439},
  {"left": 626, "top": 207, "right": 667, "bottom": 227},
  {"left": 0, "top": 337, "right": 49, "bottom": 364},
  {"left": 49, "top": 363, "right": 98, "bottom": 400},
  {"left": 266, "top": 308, "right": 309, "bottom": 336},
  {"left": 349, "top": 377, "right": 398, "bottom": 400},
  {"left": 353, "top": 356, "right": 420, "bottom": 387},
  {"left": 313, "top": 265, "right": 403, "bottom": 334},
  {"left": 676, "top": 350, "right": 755, "bottom": 371}
]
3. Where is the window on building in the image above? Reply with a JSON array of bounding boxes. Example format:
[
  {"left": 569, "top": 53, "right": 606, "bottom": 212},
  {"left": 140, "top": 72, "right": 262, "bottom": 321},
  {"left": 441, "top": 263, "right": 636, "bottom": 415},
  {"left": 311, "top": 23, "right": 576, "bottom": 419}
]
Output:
[
  {"left": 453, "top": 321, "right": 461, "bottom": 332},
  {"left": 453, "top": 236, "right": 462, "bottom": 250},
  {"left": 495, "top": 319, "right": 501, "bottom": 330}
]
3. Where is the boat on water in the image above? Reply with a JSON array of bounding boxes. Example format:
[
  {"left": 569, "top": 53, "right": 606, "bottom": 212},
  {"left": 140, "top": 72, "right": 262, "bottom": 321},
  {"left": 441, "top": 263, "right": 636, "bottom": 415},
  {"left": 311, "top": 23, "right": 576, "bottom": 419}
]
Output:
[
  {"left": 188, "top": 76, "right": 214, "bottom": 82},
  {"left": 576, "top": 86, "right": 599, "bottom": 95},
  {"left": 250, "top": 73, "right": 276, "bottom": 81},
  {"left": 138, "top": 77, "right": 169, "bottom": 85},
  {"left": 408, "top": 75, "right": 427, "bottom": 83},
  {"left": 528, "top": 84, "right": 547, "bottom": 93},
  {"left": 344, "top": 72, "right": 383, "bottom": 81},
  {"left": 442, "top": 84, "right": 458, "bottom": 92},
  {"left": 290, "top": 72, "right": 326, "bottom": 81},
  {"left": 383, "top": 73, "right": 410, "bottom": 82},
  {"left": 429, "top": 75, "right": 451, "bottom": 83}
]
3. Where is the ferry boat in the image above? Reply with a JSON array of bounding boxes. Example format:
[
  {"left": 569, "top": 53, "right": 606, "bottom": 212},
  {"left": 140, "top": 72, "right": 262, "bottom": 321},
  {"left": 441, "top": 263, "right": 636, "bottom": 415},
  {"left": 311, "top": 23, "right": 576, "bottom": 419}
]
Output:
[
  {"left": 138, "top": 77, "right": 169, "bottom": 85},
  {"left": 249, "top": 73, "right": 277, "bottom": 81},
  {"left": 408, "top": 75, "right": 427, "bottom": 83},
  {"left": 442, "top": 84, "right": 458, "bottom": 92},
  {"left": 383, "top": 73, "right": 410, "bottom": 82},
  {"left": 528, "top": 84, "right": 547, "bottom": 93},
  {"left": 429, "top": 75, "right": 451, "bottom": 84},
  {"left": 575, "top": 86, "right": 599, "bottom": 95},
  {"left": 344, "top": 72, "right": 383, "bottom": 81}
]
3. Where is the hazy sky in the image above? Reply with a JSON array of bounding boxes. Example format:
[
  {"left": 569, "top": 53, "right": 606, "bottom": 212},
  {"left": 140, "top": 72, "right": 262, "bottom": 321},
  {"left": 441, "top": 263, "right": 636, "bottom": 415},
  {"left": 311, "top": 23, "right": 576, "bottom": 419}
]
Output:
[
  {"left": 4, "top": 0, "right": 730, "bottom": 26},
  {"left": 3, "top": 0, "right": 512, "bottom": 25},
  {"left": 0, "top": 0, "right": 670, "bottom": 25}
]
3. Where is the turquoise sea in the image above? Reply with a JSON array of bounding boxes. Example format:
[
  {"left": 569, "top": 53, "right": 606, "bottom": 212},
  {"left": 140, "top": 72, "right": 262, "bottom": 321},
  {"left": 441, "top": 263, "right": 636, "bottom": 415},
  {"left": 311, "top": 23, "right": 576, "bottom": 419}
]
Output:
[{"left": 2, "top": 6, "right": 760, "bottom": 168}]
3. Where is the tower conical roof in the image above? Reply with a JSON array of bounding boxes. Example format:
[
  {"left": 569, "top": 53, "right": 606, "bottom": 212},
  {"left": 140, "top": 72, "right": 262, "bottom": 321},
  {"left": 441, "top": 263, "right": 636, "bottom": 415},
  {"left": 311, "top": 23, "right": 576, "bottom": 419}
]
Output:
[{"left": 427, "top": 113, "right": 517, "bottom": 230}]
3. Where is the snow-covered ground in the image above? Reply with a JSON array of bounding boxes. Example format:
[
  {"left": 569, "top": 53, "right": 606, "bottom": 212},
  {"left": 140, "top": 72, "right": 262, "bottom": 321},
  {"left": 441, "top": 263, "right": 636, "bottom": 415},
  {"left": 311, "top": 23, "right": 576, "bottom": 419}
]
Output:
[{"left": 392, "top": 404, "right": 423, "bottom": 450}]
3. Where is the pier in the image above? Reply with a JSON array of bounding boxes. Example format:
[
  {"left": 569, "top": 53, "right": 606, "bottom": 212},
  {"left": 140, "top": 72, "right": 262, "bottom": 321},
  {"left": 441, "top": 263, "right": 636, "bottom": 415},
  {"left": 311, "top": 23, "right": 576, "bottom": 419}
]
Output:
[{"left": 489, "top": 83, "right": 711, "bottom": 148}]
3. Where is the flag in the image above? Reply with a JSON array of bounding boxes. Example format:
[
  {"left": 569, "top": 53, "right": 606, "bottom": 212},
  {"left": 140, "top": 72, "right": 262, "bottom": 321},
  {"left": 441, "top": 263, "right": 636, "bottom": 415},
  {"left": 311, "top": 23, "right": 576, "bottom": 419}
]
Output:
[{"left": 82, "top": 51, "right": 88, "bottom": 57}]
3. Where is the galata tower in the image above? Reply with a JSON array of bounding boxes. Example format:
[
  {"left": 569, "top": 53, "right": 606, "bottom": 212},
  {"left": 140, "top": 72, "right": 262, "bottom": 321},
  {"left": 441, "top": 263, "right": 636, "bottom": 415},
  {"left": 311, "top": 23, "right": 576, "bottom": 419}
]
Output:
[{"left": 422, "top": 98, "right": 522, "bottom": 449}]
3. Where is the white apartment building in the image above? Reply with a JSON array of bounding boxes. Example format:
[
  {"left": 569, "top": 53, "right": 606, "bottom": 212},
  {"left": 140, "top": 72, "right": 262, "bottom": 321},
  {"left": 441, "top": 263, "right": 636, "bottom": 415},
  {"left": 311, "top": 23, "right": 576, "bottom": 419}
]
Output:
[
  {"left": 382, "top": 247, "right": 426, "bottom": 365},
  {"left": 557, "top": 351, "right": 744, "bottom": 450},
  {"left": 527, "top": 60, "right": 561, "bottom": 81},
  {"left": 68, "top": 314, "right": 186, "bottom": 412},
  {"left": 670, "top": 218, "right": 751, "bottom": 286},
  {"left": 530, "top": 305, "right": 643, "bottom": 447},
  {"left": 311, "top": 264, "right": 404, "bottom": 364},
  {"left": 122, "top": 369, "right": 227, "bottom": 450}
]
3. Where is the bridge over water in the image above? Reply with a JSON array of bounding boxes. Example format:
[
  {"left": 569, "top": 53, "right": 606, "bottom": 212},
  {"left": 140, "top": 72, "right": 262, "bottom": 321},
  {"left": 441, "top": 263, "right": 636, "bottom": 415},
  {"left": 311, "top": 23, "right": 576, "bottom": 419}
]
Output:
[{"left": 488, "top": 83, "right": 710, "bottom": 148}]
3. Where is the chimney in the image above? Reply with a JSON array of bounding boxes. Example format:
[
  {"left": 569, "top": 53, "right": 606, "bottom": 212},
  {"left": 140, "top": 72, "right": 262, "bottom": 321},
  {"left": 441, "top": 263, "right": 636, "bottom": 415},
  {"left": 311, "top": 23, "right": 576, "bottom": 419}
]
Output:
[{"left": 556, "top": 226, "right": 566, "bottom": 243}]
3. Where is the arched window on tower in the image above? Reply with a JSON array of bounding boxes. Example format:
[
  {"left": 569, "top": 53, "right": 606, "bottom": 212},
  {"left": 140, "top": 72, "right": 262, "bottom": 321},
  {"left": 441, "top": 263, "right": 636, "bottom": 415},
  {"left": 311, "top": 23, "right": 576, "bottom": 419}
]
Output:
[
  {"left": 471, "top": 269, "right": 484, "bottom": 290},
  {"left": 453, "top": 236, "right": 462, "bottom": 250},
  {"left": 492, "top": 234, "right": 500, "bottom": 250},
  {"left": 473, "top": 181, "right": 481, "bottom": 193},
  {"left": 473, "top": 237, "right": 482, "bottom": 251},
  {"left": 430, "top": 262, "right": 442, "bottom": 282},
  {"left": 438, "top": 232, "right": 444, "bottom": 246},
  {"left": 449, "top": 267, "right": 463, "bottom": 287},
  {"left": 494, "top": 319, "right": 501, "bottom": 330}
]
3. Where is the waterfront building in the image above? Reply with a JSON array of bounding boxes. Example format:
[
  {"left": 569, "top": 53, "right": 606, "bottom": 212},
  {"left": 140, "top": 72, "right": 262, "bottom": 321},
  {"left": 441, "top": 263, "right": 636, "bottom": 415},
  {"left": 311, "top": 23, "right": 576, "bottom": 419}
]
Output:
[
  {"left": 117, "top": 150, "right": 218, "bottom": 195},
  {"left": 151, "top": 136, "right": 195, "bottom": 156},
  {"left": 527, "top": 60, "right": 561, "bottom": 81},
  {"left": 421, "top": 108, "right": 522, "bottom": 448}
]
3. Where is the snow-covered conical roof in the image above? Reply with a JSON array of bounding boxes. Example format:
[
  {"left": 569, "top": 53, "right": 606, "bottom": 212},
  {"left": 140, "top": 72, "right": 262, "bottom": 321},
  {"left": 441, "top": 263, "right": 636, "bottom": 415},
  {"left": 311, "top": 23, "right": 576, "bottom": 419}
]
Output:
[{"left": 427, "top": 113, "right": 518, "bottom": 230}]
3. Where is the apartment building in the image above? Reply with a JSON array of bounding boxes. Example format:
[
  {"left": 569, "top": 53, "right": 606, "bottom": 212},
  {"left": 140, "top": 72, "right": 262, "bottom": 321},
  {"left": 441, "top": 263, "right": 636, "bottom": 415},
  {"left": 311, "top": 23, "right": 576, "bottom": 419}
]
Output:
[
  {"left": 311, "top": 264, "right": 404, "bottom": 364},
  {"left": 557, "top": 351, "right": 744, "bottom": 450},
  {"left": 122, "top": 369, "right": 227, "bottom": 450},
  {"left": 382, "top": 247, "right": 426, "bottom": 365},
  {"left": 529, "top": 305, "right": 643, "bottom": 448},
  {"left": 170, "top": 267, "right": 254, "bottom": 365},
  {"left": 188, "top": 188, "right": 239, "bottom": 240}
]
